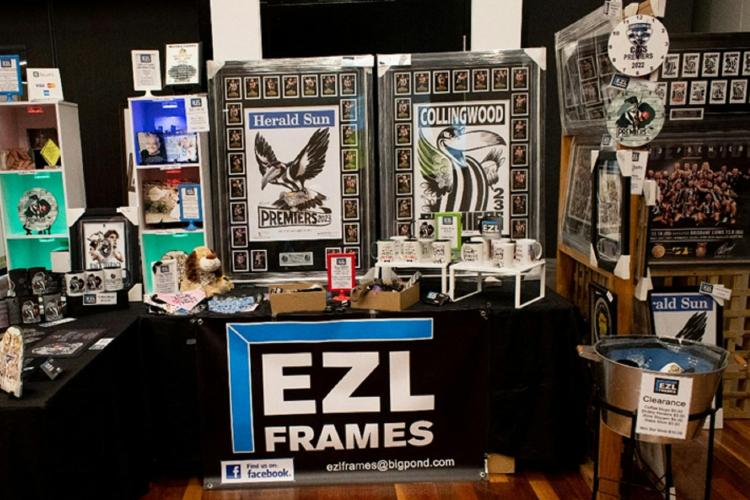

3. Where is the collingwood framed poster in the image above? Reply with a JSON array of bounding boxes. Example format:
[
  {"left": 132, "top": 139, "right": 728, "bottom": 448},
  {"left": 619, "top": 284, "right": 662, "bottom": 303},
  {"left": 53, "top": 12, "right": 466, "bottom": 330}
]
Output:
[
  {"left": 378, "top": 50, "right": 545, "bottom": 242},
  {"left": 210, "top": 57, "right": 374, "bottom": 281},
  {"left": 646, "top": 134, "right": 750, "bottom": 265}
]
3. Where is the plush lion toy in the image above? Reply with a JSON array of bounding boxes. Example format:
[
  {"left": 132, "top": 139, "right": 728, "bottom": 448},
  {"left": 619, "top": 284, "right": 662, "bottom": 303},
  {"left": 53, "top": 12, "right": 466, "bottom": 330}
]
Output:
[{"left": 180, "top": 246, "right": 233, "bottom": 297}]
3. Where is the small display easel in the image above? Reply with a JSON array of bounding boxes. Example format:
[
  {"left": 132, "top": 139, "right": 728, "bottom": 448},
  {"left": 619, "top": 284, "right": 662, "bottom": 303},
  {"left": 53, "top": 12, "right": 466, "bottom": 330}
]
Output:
[
  {"left": 449, "top": 260, "right": 546, "bottom": 309},
  {"left": 374, "top": 260, "right": 451, "bottom": 294}
]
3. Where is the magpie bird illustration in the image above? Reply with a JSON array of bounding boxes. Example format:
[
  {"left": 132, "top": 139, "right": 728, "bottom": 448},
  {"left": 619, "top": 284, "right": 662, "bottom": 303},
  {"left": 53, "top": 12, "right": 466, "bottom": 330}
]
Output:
[
  {"left": 418, "top": 126, "right": 505, "bottom": 213},
  {"left": 254, "top": 128, "right": 330, "bottom": 211}
]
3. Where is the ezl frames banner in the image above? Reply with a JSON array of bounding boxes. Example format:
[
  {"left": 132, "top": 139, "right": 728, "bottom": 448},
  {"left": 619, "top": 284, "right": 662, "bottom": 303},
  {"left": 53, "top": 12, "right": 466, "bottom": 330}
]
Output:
[{"left": 197, "top": 317, "right": 488, "bottom": 488}]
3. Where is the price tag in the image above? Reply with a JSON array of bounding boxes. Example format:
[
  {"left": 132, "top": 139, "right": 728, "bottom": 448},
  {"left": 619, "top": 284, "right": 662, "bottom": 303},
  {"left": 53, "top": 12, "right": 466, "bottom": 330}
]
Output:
[
  {"left": 0, "top": 55, "right": 22, "bottom": 97},
  {"left": 27, "top": 68, "right": 64, "bottom": 101},
  {"left": 636, "top": 373, "right": 692, "bottom": 440}
]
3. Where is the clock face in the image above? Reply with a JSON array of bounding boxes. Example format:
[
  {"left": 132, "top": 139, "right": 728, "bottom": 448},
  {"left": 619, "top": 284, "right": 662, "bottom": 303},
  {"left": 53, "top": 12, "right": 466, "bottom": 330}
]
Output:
[
  {"left": 606, "top": 91, "right": 665, "bottom": 147},
  {"left": 608, "top": 15, "right": 670, "bottom": 77}
]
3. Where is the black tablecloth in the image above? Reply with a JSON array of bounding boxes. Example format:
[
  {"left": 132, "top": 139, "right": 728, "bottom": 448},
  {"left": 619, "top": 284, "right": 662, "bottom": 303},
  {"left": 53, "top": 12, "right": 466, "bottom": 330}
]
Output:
[
  {"left": 0, "top": 282, "right": 587, "bottom": 498},
  {"left": 0, "top": 309, "right": 148, "bottom": 500}
]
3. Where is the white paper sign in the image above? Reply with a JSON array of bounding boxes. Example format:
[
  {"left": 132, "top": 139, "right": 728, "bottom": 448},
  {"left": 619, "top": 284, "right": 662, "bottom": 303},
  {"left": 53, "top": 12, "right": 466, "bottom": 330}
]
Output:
[
  {"left": 131, "top": 50, "right": 162, "bottom": 91},
  {"left": 0, "top": 56, "right": 21, "bottom": 94},
  {"left": 636, "top": 373, "right": 693, "bottom": 439},
  {"left": 185, "top": 96, "right": 210, "bottom": 132},
  {"left": 27, "top": 68, "right": 64, "bottom": 101},
  {"left": 329, "top": 255, "right": 354, "bottom": 290},
  {"left": 165, "top": 43, "right": 200, "bottom": 86},
  {"left": 152, "top": 259, "right": 179, "bottom": 294},
  {"left": 630, "top": 150, "right": 649, "bottom": 195}
]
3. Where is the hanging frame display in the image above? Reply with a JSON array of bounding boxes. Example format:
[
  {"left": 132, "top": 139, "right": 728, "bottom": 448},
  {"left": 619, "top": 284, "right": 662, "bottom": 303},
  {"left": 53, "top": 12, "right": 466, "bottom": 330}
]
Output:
[
  {"left": 210, "top": 57, "right": 375, "bottom": 281},
  {"left": 646, "top": 133, "right": 750, "bottom": 265},
  {"left": 560, "top": 136, "right": 599, "bottom": 256},
  {"left": 590, "top": 150, "right": 631, "bottom": 278},
  {"left": 378, "top": 50, "right": 545, "bottom": 242}
]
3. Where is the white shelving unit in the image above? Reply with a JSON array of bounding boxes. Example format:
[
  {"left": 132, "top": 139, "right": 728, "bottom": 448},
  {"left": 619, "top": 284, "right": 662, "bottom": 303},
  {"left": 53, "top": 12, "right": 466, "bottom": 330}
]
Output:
[
  {"left": 449, "top": 260, "right": 546, "bottom": 309},
  {"left": 126, "top": 95, "right": 212, "bottom": 295},
  {"left": 375, "top": 261, "right": 451, "bottom": 293},
  {"left": 0, "top": 101, "right": 85, "bottom": 270}
]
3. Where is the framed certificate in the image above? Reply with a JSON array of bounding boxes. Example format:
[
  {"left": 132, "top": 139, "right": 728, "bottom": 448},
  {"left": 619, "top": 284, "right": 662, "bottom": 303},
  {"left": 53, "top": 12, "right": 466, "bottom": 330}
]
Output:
[
  {"left": 210, "top": 57, "right": 375, "bottom": 281},
  {"left": 165, "top": 43, "right": 201, "bottom": 86}
]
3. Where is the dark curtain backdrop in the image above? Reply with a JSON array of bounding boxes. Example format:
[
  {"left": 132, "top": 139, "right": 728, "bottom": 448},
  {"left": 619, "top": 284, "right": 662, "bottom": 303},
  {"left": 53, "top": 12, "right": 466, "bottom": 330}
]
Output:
[{"left": 0, "top": 0, "right": 693, "bottom": 253}]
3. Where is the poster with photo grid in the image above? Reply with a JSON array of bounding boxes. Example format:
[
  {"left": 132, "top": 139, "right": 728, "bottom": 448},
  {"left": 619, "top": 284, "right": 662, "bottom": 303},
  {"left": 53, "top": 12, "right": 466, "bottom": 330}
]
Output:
[
  {"left": 378, "top": 51, "right": 544, "bottom": 241},
  {"left": 210, "top": 57, "right": 374, "bottom": 280}
]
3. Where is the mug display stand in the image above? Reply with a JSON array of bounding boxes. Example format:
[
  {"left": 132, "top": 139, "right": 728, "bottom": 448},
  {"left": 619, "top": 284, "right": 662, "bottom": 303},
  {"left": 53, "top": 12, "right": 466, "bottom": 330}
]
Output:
[
  {"left": 374, "top": 260, "right": 451, "bottom": 294},
  {"left": 449, "top": 260, "right": 546, "bottom": 309}
]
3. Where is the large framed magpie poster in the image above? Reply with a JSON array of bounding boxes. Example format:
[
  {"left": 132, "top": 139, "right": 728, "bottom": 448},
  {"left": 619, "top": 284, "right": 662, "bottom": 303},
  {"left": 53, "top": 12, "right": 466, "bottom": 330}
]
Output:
[
  {"left": 378, "top": 50, "right": 545, "bottom": 242},
  {"left": 210, "top": 57, "right": 375, "bottom": 281}
]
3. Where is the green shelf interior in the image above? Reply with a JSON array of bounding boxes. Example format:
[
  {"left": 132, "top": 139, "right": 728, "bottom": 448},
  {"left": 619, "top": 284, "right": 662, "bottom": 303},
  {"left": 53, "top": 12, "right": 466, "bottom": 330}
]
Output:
[
  {"left": 7, "top": 236, "right": 68, "bottom": 270},
  {"left": 0, "top": 171, "right": 67, "bottom": 237},
  {"left": 142, "top": 231, "right": 205, "bottom": 293}
]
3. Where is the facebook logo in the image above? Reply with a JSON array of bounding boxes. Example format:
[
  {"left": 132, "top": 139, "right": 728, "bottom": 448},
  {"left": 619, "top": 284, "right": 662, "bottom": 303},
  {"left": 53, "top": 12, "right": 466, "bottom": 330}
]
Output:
[{"left": 225, "top": 463, "right": 242, "bottom": 480}]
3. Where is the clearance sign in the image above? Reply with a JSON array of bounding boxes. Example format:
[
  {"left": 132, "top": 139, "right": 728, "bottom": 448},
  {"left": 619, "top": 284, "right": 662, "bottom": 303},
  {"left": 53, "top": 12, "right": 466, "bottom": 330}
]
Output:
[{"left": 199, "top": 316, "right": 488, "bottom": 488}]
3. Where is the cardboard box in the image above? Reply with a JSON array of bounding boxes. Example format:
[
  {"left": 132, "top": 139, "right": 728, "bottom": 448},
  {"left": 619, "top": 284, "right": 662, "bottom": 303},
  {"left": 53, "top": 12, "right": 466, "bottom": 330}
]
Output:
[
  {"left": 351, "top": 282, "right": 420, "bottom": 312},
  {"left": 269, "top": 282, "right": 327, "bottom": 315}
]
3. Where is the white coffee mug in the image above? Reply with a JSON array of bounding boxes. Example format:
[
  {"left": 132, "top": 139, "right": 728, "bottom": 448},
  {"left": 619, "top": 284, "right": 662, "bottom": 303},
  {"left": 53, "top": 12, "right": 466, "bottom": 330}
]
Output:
[
  {"left": 103, "top": 268, "right": 125, "bottom": 292},
  {"left": 401, "top": 239, "right": 422, "bottom": 263},
  {"left": 432, "top": 239, "right": 452, "bottom": 263},
  {"left": 84, "top": 270, "right": 104, "bottom": 292},
  {"left": 65, "top": 272, "right": 86, "bottom": 297},
  {"left": 377, "top": 240, "right": 395, "bottom": 262},
  {"left": 470, "top": 236, "right": 491, "bottom": 261},
  {"left": 492, "top": 240, "right": 515, "bottom": 268},
  {"left": 461, "top": 242, "right": 484, "bottom": 263},
  {"left": 514, "top": 238, "right": 543, "bottom": 265}
]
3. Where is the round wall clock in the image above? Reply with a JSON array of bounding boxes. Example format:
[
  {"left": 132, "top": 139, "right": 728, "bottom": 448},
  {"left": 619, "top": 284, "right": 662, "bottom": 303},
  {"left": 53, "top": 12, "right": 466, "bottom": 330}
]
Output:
[
  {"left": 606, "top": 91, "right": 665, "bottom": 147},
  {"left": 608, "top": 14, "right": 669, "bottom": 77},
  {"left": 18, "top": 188, "right": 58, "bottom": 234}
]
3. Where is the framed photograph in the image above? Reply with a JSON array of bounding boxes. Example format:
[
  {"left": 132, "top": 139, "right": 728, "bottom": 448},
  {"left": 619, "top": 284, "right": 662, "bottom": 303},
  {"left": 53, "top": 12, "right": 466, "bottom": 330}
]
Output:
[
  {"left": 395, "top": 148, "right": 411, "bottom": 171},
  {"left": 321, "top": 74, "right": 338, "bottom": 96},
  {"left": 511, "top": 218, "right": 527, "bottom": 239},
  {"left": 396, "top": 222, "right": 412, "bottom": 237},
  {"left": 263, "top": 76, "right": 280, "bottom": 99},
  {"left": 511, "top": 169, "right": 528, "bottom": 191},
  {"left": 343, "top": 223, "right": 360, "bottom": 245},
  {"left": 340, "top": 99, "right": 357, "bottom": 121},
  {"left": 396, "top": 172, "right": 412, "bottom": 195},
  {"left": 512, "top": 66, "right": 529, "bottom": 89},
  {"left": 394, "top": 72, "right": 411, "bottom": 95},
  {"left": 591, "top": 150, "right": 631, "bottom": 276},
  {"left": 394, "top": 123, "right": 411, "bottom": 146},
  {"left": 226, "top": 128, "right": 244, "bottom": 150},
  {"left": 340, "top": 73, "right": 357, "bottom": 95},
  {"left": 342, "top": 149, "right": 358, "bottom": 171},
  {"left": 723, "top": 51, "right": 741, "bottom": 76},
  {"left": 343, "top": 246, "right": 361, "bottom": 268},
  {"left": 729, "top": 79, "right": 747, "bottom": 104},
  {"left": 702, "top": 52, "right": 720, "bottom": 77},
  {"left": 282, "top": 75, "right": 299, "bottom": 98},
  {"left": 229, "top": 177, "right": 245, "bottom": 199},
  {"left": 511, "top": 144, "right": 528, "bottom": 167},
  {"left": 325, "top": 247, "right": 341, "bottom": 257},
  {"left": 646, "top": 135, "right": 750, "bottom": 264},
  {"left": 342, "top": 173, "right": 359, "bottom": 196},
  {"left": 512, "top": 92, "right": 529, "bottom": 115},
  {"left": 452, "top": 69, "right": 470, "bottom": 92},
  {"left": 689, "top": 81, "right": 708, "bottom": 105},
  {"left": 224, "top": 77, "right": 242, "bottom": 100},
  {"left": 343, "top": 198, "right": 360, "bottom": 221},
  {"left": 511, "top": 118, "right": 528, "bottom": 141},
  {"left": 229, "top": 202, "right": 247, "bottom": 224},
  {"left": 681, "top": 53, "right": 700, "bottom": 78},
  {"left": 710, "top": 80, "right": 728, "bottom": 104},
  {"left": 472, "top": 69, "right": 489, "bottom": 92},
  {"left": 250, "top": 249, "right": 268, "bottom": 272},
  {"left": 511, "top": 193, "right": 528, "bottom": 216},
  {"left": 396, "top": 197, "right": 412, "bottom": 220},
  {"left": 244, "top": 76, "right": 261, "bottom": 99},
  {"left": 232, "top": 250, "right": 250, "bottom": 272},
  {"left": 661, "top": 54, "right": 680, "bottom": 78},
  {"left": 231, "top": 226, "right": 248, "bottom": 248},
  {"left": 69, "top": 210, "right": 139, "bottom": 288},
  {"left": 492, "top": 68, "right": 509, "bottom": 91},
  {"left": 589, "top": 283, "right": 617, "bottom": 343},
  {"left": 302, "top": 74, "right": 319, "bottom": 97},
  {"left": 225, "top": 103, "right": 243, "bottom": 126},
  {"left": 414, "top": 71, "right": 431, "bottom": 94},
  {"left": 433, "top": 71, "right": 450, "bottom": 93},
  {"left": 670, "top": 81, "right": 688, "bottom": 106},
  {"left": 655, "top": 82, "right": 669, "bottom": 104},
  {"left": 395, "top": 98, "right": 411, "bottom": 121},
  {"left": 341, "top": 124, "right": 358, "bottom": 146},
  {"left": 228, "top": 152, "right": 245, "bottom": 175}
]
